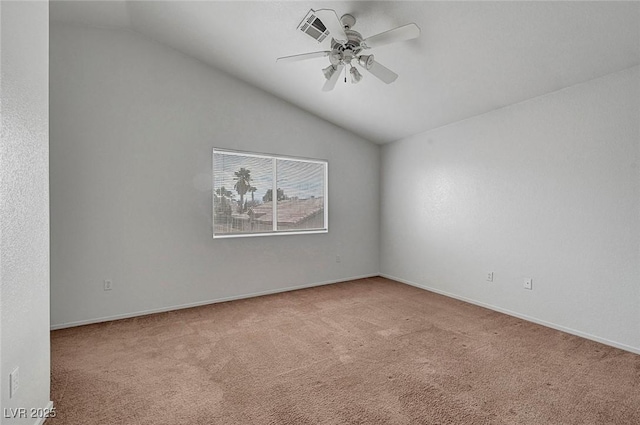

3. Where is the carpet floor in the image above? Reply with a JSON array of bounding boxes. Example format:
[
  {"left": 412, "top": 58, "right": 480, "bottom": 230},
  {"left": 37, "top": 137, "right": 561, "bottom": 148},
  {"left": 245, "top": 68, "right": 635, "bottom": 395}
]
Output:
[{"left": 49, "top": 277, "right": 640, "bottom": 424}]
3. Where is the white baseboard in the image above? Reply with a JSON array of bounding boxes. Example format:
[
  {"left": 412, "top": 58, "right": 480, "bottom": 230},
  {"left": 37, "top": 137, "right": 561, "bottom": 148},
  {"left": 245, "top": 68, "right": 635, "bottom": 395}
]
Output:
[
  {"left": 50, "top": 274, "right": 379, "bottom": 330},
  {"left": 33, "top": 401, "right": 54, "bottom": 425},
  {"left": 380, "top": 273, "right": 640, "bottom": 356}
]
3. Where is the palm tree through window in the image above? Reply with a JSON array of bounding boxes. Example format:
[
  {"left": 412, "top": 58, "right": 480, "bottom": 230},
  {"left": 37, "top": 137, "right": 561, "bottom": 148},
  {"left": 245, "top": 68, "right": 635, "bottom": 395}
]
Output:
[{"left": 213, "top": 149, "right": 328, "bottom": 238}]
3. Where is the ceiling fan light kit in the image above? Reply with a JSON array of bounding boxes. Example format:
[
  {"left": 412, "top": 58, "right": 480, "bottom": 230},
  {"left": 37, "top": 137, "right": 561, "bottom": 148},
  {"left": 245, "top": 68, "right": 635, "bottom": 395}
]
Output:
[
  {"left": 350, "top": 67, "right": 363, "bottom": 84},
  {"left": 278, "top": 9, "right": 421, "bottom": 91},
  {"left": 322, "top": 65, "right": 337, "bottom": 80}
]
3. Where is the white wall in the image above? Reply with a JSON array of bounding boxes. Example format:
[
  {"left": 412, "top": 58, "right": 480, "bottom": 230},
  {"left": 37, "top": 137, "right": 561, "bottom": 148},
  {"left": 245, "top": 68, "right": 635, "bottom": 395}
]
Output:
[
  {"left": 0, "top": 1, "right": 51, "bottom": 423},
  {"left": 381, "top": 67, "right": 640, "bottom": 353},
  {"left": 49, "top": 24, "right": 380, "bottom": 328}
]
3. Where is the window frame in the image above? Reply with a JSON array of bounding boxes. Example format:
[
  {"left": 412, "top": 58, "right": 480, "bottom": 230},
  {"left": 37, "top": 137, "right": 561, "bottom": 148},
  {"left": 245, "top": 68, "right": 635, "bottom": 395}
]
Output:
[{"left": 212, "top": 148, "right": 329, "bottom": 239}]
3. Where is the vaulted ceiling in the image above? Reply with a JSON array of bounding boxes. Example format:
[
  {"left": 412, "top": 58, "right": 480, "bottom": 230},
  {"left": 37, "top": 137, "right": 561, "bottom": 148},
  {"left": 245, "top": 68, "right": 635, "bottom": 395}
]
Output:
[{"left": 51, "top": 1, "right": 640, "bottom": 144}]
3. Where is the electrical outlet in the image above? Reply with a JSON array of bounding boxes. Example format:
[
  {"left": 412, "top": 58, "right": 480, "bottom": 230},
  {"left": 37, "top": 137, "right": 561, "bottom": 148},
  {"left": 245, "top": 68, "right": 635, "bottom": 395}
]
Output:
[
  {"left": 336, "top": 255, "right": 341, "bottom": 263},
  {"left": 486, "top": 272, "right": 494, "bottom": 282},
  {"left": 10, "top": 367, "right": 19, "bottom": 398},
  {"left": 104, "top": 279, "right": 113, "bottom": 291},
  {"left": 524, "top": 278, "right": 533, "bottom": 290}
]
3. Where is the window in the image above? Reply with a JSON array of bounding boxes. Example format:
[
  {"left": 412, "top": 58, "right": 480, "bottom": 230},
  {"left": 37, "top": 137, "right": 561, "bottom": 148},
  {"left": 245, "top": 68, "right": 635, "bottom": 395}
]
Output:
[{"left": 213, "top": 149, "right": 328, "bottom": 238}]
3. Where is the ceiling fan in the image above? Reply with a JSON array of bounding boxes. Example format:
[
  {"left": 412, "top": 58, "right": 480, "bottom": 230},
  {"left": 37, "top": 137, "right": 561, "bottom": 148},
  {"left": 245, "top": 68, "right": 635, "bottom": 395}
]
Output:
[{"left": 277, "top": 9, "right": 421, "bottom": 92}]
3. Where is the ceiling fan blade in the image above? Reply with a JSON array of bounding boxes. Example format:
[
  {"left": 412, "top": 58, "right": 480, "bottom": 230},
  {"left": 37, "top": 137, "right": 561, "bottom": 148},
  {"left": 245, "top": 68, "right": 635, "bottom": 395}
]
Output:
[
  {"left": 276, "top": 51, "right": 331, "bottom": 63},
  {"left": 362, "top": 23, "right": 420, "bottom": 49},
  {"left": 365, "top": 60, "right": 398, "bottom": 84},
  {"left": 313, "top": 9, "right": 348, "bottom": 45},
  {"left": 322, "top": 64, "right": 344, "bottom": 92}
]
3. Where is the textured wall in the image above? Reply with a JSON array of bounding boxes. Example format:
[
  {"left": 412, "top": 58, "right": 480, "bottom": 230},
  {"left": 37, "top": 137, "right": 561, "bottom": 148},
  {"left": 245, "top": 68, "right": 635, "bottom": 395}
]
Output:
[
  {"left": 0, "top": 1, "right": 51, "bottom": 422},
  {"left": 381, "top": 67, "right": 640, "bottom": 353},
  {"left": 49, "top": 24, "right": 380, "bottom": 328}
]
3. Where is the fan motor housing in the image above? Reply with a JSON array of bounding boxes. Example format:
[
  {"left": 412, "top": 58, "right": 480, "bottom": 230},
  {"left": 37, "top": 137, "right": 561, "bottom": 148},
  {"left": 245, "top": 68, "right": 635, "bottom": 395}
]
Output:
[{"left": 331, "top": 29, "right": 363, "bottom": 55}]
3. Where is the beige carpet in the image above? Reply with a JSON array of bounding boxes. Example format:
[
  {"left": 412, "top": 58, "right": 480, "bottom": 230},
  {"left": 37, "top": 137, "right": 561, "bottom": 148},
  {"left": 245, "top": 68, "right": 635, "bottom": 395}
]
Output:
[{"left": 49, "top": 277, "right": 640, "bottom": 424}]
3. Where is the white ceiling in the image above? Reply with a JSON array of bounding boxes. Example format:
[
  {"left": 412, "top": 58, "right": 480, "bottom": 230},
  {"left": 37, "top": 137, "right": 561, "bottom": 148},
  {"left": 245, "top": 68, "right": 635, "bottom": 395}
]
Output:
[{"left": 51, "top": 1, "right": 640, "bottom": 144}]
